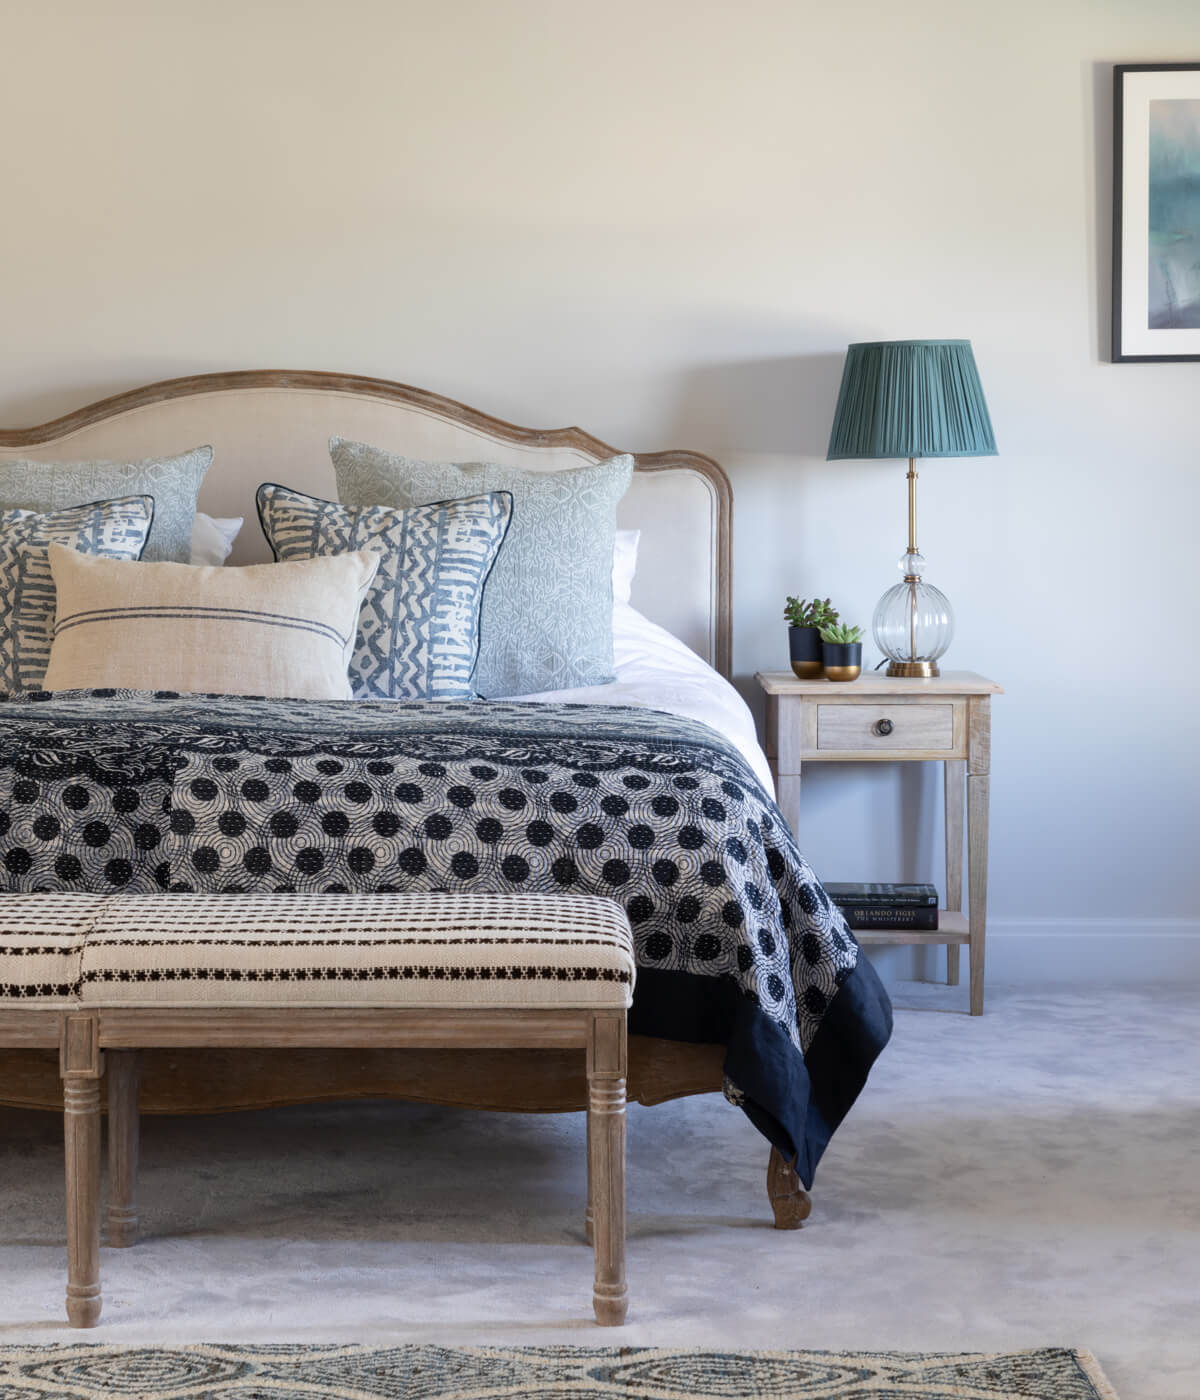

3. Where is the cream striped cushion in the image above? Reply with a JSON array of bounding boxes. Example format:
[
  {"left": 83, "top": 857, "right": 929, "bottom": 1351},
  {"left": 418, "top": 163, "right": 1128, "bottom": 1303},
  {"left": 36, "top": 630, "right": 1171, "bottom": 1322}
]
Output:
[
  {"left": 41, "top": 547, "right": 380, "bottom": 701},
  {"left": 0, "top": 894, "right": 106, "bottom": 1005},
  {"left": 77, "top": 893, "right": 635, "bottom": 1009}
]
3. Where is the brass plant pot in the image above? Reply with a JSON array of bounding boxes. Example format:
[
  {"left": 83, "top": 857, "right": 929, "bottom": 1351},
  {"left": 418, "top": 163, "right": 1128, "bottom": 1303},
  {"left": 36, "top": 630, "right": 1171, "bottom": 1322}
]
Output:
[
  {"left": 788, "top": 626, "right": 824, "bottom": 680},
  {"left": 821, "top": 641, "right": 862, "bottom": 682}
]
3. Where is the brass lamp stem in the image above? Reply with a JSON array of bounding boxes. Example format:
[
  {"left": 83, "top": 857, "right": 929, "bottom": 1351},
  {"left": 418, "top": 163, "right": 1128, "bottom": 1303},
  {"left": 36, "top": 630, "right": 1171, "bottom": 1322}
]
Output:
[
  {"left": 884, "top": 454, "right": 939, "bottom": 678},
  {"left": 906, "top": 456, "right": 919, "bottom": 557},
  {"left": 906, "top": 456, "right": 919, "bottom": 668}
]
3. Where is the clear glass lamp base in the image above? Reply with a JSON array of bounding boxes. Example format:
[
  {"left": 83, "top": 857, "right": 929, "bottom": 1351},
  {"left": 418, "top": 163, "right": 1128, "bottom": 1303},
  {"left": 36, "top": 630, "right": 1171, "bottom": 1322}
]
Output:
[{"left": 872, "top": 570, "right": 954, "bottom": 678}]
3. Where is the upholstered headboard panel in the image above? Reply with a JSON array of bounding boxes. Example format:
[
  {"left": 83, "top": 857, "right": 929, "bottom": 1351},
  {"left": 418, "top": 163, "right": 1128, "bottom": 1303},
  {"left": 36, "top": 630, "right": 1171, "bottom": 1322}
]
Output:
[{"left": 0, "top": 372, "right": 732, "bottom": 676}]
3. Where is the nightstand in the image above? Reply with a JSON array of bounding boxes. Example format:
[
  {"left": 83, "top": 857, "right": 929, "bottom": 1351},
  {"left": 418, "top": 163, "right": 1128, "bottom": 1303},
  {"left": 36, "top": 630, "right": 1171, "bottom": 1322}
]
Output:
[{"left": 755, "top": 670, "right": 1003, "bottom": 1015}]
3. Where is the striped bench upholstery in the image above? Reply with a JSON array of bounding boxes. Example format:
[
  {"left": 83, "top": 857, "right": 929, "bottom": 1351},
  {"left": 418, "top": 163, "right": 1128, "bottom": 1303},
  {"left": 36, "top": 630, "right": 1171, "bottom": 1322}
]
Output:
[
  {"left": 0, "top": 892, "right": 634, "bottom": 1010},
  {"left": 0, "top": 894, "right": 106, "bottom": 1005},
  {"left": 75, "top": 892, "right": 635, "bottom": 1009},
  {"left": 0, "top": 892, "right": 633, "bottom": 1330}
]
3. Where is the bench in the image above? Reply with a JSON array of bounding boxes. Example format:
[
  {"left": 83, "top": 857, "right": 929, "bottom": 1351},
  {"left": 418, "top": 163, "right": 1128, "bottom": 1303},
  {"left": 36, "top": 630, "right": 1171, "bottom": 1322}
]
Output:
[{"left": 0, "top": 891, "right": 634, "bottom": 1328}]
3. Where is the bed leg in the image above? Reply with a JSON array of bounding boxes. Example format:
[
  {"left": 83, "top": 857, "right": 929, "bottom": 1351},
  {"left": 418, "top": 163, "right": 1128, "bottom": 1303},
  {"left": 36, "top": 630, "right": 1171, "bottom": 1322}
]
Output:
[
  {"left": 61, "top": 1015, "right": 103, "bottom": 1327},
  {"left": 107, "top": 1050, "right": 140, "bottom": 1247},
  {"left": 767, "top": 1146, "right": 812, "bottom": 1230}
]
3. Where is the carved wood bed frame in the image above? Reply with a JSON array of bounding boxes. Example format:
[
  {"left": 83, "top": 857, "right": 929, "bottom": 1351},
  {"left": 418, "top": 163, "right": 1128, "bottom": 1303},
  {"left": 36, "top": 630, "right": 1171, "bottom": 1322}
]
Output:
[{"left": 0, "top": 371, "right": 809, "bottom": 1227}]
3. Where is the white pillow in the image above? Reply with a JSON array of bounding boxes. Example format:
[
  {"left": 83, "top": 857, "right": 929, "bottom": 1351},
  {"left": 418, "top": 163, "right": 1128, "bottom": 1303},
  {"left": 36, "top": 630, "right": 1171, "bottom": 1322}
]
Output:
[
  {"left": 612, "top": 529, "right": 640, "bottom": 606},
  {"left": 190, "top": 512, "right": 243, "bottom": 566}
]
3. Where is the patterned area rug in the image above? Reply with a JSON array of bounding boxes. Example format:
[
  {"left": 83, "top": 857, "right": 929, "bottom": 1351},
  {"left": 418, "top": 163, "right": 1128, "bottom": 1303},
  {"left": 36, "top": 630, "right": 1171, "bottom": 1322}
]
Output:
[{"left": 0, "top": 1344, "right": 1120, "bottom": 1398}]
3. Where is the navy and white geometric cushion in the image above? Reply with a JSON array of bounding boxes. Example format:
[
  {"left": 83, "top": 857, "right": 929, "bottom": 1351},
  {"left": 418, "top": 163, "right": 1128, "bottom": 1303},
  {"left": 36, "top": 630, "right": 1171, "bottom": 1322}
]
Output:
[
  {"left": 0, "top": 495, "right": 155, "bottom": 693},
  {"left": 256, "top": 484, "right": 512, "bottom": 701}
]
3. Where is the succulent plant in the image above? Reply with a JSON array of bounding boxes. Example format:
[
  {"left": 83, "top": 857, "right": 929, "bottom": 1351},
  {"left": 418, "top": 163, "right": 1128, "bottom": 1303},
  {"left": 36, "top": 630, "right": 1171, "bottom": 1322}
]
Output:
[
  {"left": 783, "top": 596, "right": 839, "bottom": 630},
  {"left": 819, "top": 622, "right": 863, "bottom": 645}
]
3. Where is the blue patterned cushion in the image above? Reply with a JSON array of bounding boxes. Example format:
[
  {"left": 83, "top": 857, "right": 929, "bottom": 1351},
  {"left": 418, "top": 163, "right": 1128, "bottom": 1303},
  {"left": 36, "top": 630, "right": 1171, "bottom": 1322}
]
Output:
[
  {"left": 256, "top": 484, "right": 511, "bottom": 701},
  {"left": 330, "top": 439, "right": 634, "bottom": 698},
  {"left": 0, "top": 496, "right": 155, "bottom": 693},
  {"left": 0, "top": 447, "right": 211, "bottom": 563}
]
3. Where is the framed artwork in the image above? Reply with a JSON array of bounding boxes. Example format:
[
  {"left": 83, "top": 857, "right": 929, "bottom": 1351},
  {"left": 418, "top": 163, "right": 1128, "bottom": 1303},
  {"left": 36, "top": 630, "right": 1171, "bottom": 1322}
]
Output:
[{"left": 1112, "top": 63, "right": 1200, "bottom": 362}]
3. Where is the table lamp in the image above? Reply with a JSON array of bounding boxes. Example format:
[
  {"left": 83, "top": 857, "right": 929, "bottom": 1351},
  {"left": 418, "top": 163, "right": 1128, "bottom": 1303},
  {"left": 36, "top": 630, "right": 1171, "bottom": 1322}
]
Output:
[{"left": 826, "top": 339, "right": 996, "bottom": 677}]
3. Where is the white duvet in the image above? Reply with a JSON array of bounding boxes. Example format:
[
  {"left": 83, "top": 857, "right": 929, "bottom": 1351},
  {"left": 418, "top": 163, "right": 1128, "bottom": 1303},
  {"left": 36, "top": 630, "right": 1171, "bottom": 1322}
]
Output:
[{"left": 501, "top": 603, "right": 775, "bottom": 796}]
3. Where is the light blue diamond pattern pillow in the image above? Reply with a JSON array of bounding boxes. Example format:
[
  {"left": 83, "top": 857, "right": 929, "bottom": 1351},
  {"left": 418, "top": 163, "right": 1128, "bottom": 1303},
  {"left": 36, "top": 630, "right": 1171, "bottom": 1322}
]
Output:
[
  {"left": 256, "top": 483, "right": 512, "bottom": 701},
  {"left": 0, "top": 447, "right": 211, "bottom": 562},
  {"left": 330, "top": 438, "right": 634, "bottom": 698},
  {"left": 0, "top": 495, "right": 155, "bottom": 693}
]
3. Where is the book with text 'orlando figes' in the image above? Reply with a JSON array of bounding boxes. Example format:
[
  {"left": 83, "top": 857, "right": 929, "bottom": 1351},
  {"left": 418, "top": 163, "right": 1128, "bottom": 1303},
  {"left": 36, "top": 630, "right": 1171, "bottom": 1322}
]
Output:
[{"left": 825, "top": 883, "right": 939, "bottom": 932}]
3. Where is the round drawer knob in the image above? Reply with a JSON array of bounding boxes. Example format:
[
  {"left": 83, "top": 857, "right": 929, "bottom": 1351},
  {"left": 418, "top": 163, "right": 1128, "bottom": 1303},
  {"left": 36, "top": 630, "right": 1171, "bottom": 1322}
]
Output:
[{"left": 874, "top": 718, "right": 894, "bottom": 736}]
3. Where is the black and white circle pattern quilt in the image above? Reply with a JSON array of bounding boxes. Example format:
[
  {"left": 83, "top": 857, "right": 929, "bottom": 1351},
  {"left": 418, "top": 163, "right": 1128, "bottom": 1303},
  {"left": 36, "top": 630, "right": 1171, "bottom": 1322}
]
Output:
[{"left": 0, "top": 689, "right": 888, "bottom": 1174}]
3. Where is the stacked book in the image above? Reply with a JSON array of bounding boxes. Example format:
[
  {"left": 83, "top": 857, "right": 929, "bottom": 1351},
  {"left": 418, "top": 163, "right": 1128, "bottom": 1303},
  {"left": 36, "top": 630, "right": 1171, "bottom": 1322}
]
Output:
[{"left": 824, "top": 882, "right": 939, "bottom": 931}]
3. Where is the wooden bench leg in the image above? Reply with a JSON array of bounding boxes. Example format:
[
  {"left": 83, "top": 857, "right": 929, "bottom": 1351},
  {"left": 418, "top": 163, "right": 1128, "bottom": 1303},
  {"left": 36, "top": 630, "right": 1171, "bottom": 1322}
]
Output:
[
  {"left": 107, "top": 1051, "right": 140, "bottom": 1248},
  {"left": 587, "top": 1012, "right": 627, "bottom": 1325},
  {"left": 61, "top": 1015, "right": 103, "bottom": 1328},
  {"left": 767, "top": 1146, "right": 812, "bottom": 1229}
]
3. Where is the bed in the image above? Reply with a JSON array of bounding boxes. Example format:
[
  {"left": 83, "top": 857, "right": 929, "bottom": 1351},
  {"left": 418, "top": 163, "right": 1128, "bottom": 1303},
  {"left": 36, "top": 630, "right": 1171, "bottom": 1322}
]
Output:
[{"left": 0, "top": 370, "right": 890, "bottom": 1220}]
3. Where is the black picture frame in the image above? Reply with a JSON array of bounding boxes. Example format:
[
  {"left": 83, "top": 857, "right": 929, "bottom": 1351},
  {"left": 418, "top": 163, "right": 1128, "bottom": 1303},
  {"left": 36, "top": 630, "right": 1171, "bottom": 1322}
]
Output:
[{"left": 1112, "top": 62, "right": 1200, "bottom": 363}]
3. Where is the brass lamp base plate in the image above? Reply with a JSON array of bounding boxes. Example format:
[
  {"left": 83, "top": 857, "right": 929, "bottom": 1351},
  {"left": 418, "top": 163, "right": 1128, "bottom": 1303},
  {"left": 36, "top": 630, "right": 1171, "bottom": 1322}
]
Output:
[{"left": 886, "top": 660, "right": 940, "bottom": 678}]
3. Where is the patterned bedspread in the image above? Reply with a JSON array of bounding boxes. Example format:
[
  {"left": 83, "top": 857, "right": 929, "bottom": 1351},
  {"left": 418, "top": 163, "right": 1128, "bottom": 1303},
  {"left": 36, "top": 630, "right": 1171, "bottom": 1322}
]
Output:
[{"left": 0, "top": 689, "right": 891, "bottom": 1184}]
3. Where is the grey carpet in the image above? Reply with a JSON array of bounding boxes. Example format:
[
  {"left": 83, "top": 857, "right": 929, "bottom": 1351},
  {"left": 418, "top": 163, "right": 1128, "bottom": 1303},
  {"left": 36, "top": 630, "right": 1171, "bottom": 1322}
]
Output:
[
  {"left": 0, "top": 1343, "right": 1121, "bottom": 1399},
  {"left": 0, "top": 985, "right": 1196, "bottom": 1400}
]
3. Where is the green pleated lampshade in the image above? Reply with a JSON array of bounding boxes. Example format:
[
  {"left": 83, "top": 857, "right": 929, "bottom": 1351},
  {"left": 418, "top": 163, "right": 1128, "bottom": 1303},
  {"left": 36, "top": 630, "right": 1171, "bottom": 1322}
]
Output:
[{"left": 826, "top": 339, "right": 997, "bottom": 460}]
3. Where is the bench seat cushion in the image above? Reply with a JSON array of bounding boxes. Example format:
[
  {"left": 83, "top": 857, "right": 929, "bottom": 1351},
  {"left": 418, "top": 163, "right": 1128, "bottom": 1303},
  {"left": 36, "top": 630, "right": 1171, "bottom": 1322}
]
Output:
[
  {"left": 76, "top": 893, "right": 634, "bottom": 1010},
  {"left": 0, "top": 895, "right": 105, "bottom": 1004}
]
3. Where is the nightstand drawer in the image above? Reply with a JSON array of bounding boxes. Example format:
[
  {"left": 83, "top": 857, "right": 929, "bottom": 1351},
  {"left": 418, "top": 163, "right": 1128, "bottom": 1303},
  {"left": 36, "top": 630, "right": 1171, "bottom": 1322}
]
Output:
[{"left": 816, "top": 703, "right": 957, "bottom": 753}]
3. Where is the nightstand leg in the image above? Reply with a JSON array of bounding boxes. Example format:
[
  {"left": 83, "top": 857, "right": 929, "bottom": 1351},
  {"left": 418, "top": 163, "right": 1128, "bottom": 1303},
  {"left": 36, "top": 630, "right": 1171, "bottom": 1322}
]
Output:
[
  {"left": 776, "top": 770, "right": 801, "bottom": 841},
  {"left": 966, "top": 696, "right": 992, "bottom": 1016},
  {"left": 967, "top": 774, "right": 989, "bottom": 1014},
  {"left": 944, "top": 759, "right": 965, "bottom": 987}
]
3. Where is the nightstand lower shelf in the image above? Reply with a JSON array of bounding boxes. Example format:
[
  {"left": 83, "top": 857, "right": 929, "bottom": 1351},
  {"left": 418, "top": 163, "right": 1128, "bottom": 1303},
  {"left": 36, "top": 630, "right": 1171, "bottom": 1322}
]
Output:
[{"left": 853, "top": 911, "right": 970, "bottom": 946}]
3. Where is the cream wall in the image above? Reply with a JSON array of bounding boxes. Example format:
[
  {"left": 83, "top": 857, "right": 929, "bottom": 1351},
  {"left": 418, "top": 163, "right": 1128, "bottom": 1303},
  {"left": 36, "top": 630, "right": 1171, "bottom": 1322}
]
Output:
[{"left": 2, "top": 0, "right": 1197, "bottom": 980}]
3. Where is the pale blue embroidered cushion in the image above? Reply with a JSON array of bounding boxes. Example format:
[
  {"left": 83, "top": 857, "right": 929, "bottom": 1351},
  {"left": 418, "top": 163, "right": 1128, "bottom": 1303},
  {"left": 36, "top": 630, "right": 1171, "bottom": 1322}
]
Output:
[
  {"left": 330, "top": 438, "right": 634, "bottom": 698},
  {"left": 0, "top": 495, "right": 155, "bottom": 692},
  {"left": 256, "top": 483, "right": 512, "bottom": 701},
  {"left": 0, "top": 446, "right": 211, "bottom": 562}
]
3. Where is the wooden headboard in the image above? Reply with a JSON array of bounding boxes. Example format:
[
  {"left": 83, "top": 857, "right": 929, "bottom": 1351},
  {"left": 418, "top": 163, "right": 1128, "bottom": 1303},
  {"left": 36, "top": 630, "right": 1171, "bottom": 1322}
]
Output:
[{"left": 0, "top": 371, "right": 733, "bottom": 678}]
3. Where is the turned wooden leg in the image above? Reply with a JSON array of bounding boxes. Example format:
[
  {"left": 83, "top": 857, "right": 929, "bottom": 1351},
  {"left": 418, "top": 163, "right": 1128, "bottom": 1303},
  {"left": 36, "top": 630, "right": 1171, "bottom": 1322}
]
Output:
[
  {"left": 587, "top": 1012, "right": 628, "bottom": 1326},
  {"left": 584, "top": 1108, "right": 594, "bottom": 1245},
  {"left": 107, "top": 1050, "right": 140, "bottom": 1248},
  {"left": 61, "top": 1015, "right": 103, "bottom": 1327},
  {"left": 767, "top": 1146, "right": 812, "bottom": 1230}
]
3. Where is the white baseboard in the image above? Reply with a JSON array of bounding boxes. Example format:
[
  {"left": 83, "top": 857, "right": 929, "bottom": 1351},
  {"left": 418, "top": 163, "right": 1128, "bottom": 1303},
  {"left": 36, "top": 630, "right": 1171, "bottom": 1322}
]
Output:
[{"left": 863, "top": 917, "right": 1200, "bottom": 986}]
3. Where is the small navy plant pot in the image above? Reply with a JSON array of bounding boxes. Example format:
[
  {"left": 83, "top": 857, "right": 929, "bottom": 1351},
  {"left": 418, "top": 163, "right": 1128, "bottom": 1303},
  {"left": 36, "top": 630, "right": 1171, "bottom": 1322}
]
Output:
[
  {"left": 788, "top": 626, "right": 824, "bottom": 679},
  {"left": 821, "top": 641, "right": 862, "bottom": 682}
]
